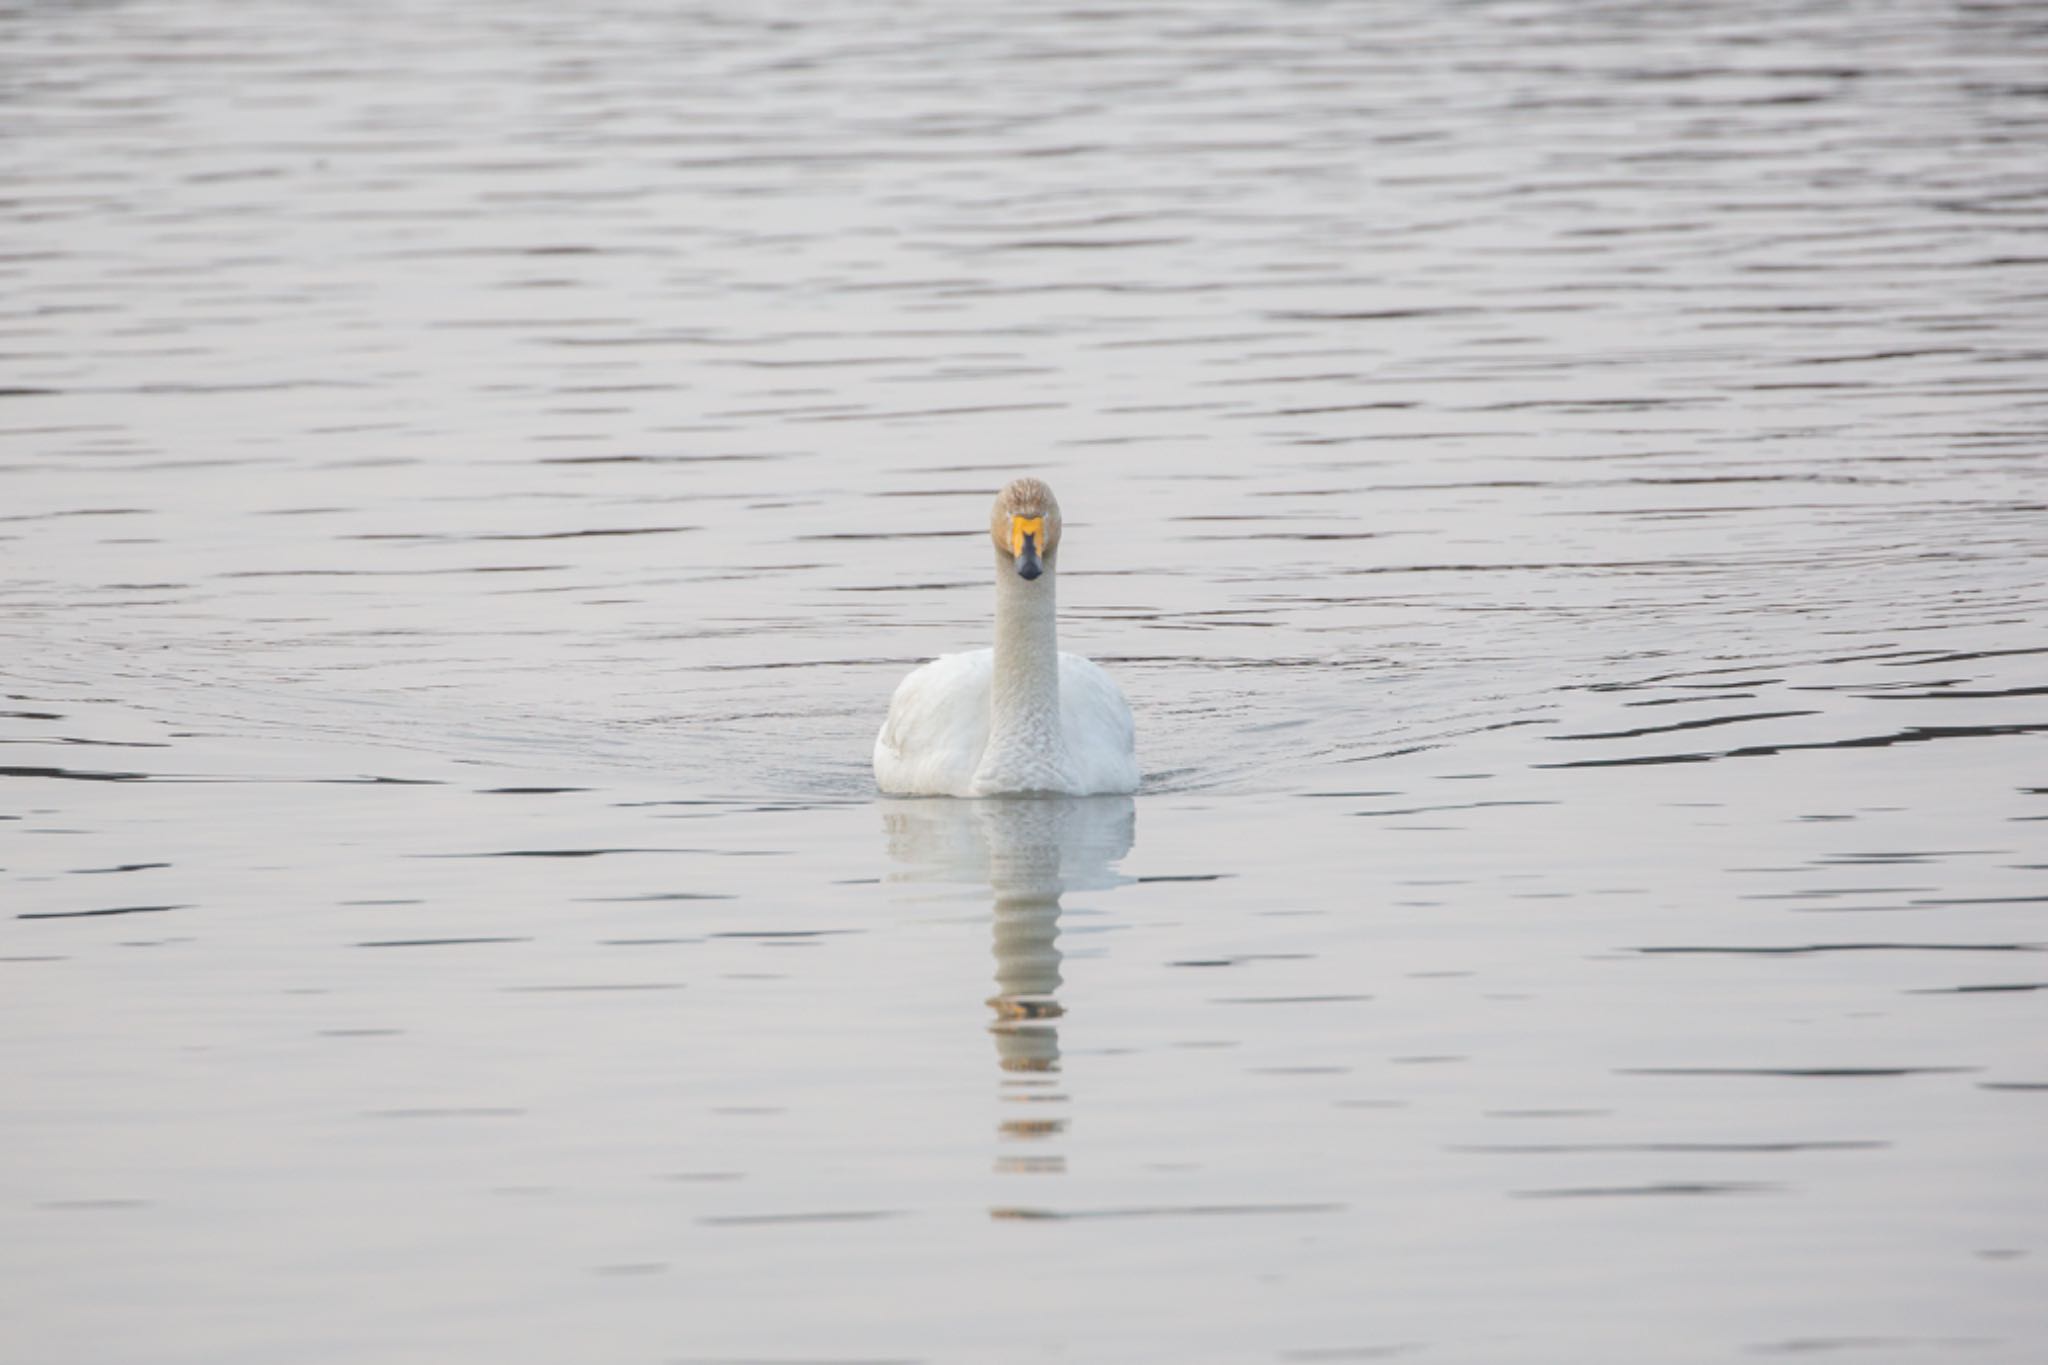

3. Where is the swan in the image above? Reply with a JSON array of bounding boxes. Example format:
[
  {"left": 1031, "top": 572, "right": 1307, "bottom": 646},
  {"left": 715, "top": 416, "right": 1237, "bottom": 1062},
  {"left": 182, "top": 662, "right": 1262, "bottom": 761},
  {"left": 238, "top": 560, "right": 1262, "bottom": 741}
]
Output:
[{"left": 874, "top": 478, "right": 1138, "bottom": 797}]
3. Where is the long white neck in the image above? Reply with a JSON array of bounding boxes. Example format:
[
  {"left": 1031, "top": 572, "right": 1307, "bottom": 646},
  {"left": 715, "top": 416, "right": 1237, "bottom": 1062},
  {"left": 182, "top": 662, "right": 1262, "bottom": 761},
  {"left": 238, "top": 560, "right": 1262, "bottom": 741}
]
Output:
[{"left": 976, "top": 552, "right": 1066, "bottom": 790}]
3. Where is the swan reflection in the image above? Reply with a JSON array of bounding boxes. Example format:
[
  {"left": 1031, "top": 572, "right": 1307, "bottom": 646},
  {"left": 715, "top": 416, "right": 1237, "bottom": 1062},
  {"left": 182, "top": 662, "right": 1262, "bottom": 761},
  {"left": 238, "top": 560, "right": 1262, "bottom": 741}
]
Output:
[{"left": 882, "top": 796, "right": 1136, "bottom": 1158}]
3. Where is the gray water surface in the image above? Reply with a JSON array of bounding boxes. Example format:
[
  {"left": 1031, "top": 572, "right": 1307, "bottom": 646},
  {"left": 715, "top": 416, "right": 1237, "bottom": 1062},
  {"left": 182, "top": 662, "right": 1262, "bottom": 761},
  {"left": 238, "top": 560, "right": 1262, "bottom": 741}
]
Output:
[{"left": 5, "top": 2, "right": 2047, "bottom": 1362}]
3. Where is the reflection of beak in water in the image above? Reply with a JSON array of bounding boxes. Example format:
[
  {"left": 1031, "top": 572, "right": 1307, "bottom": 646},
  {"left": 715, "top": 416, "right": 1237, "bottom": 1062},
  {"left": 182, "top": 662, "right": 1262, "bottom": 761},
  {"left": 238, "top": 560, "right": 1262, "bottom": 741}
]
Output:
[{"left": 882, "top": 795, "right": 1136, "bottom": 1165}]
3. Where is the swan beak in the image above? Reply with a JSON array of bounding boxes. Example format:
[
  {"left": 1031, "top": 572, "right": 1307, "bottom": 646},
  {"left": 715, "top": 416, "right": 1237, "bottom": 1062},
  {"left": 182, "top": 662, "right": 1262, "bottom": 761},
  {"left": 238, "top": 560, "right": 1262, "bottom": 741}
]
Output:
[
  {"left": 1010, "top": 515, "right": 1045, "bottom": 580},
  {"left": 1015, "top": 534, "right": 1043, "bottom": 580}
]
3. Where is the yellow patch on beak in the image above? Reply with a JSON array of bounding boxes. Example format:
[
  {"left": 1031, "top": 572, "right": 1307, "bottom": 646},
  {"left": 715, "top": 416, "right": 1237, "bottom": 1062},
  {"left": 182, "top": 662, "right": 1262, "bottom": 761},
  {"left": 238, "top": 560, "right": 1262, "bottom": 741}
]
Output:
[{"left": 1010, "top": 515, "right": 1045, "bottom": 556}]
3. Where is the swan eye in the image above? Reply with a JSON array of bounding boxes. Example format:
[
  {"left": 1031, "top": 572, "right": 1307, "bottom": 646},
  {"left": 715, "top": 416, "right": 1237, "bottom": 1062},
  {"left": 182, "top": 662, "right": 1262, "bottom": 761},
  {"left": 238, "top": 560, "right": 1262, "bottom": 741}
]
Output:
[{"left": 1009, "top": 516, "right": 1044, "bottom": 556}]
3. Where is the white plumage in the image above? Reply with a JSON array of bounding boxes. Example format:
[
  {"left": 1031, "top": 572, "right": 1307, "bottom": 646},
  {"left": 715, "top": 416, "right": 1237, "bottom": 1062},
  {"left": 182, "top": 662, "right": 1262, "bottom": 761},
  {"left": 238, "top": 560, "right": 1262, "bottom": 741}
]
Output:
[
  {"left": 874, "top": 649, "right": 1138, "bottom": 797},
  {"left": 873, "top": 478, "right": 1138, "bottom": 798}
]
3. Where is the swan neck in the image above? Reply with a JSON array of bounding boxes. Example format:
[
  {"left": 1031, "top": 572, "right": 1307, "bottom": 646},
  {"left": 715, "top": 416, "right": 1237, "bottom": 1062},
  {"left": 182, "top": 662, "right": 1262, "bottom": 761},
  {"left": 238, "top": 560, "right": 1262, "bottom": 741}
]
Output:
[{"left": 990, "top": 555, "right": 1059, "bottom": 731}]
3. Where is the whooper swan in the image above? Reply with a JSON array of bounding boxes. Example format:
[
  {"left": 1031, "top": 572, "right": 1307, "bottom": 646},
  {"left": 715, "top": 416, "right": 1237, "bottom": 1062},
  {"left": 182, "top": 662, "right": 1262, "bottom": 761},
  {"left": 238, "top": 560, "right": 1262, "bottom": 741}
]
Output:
[{"left": 874, "top": 478, "right": 1138, "bottom": 797}]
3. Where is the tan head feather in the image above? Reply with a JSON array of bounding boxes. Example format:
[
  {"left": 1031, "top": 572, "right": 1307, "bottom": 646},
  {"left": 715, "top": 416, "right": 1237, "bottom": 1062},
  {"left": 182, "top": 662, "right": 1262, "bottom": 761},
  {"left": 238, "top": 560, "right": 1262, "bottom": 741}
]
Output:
[{"left": 989, "top": 478, "right": 1062, "bottom": 560}]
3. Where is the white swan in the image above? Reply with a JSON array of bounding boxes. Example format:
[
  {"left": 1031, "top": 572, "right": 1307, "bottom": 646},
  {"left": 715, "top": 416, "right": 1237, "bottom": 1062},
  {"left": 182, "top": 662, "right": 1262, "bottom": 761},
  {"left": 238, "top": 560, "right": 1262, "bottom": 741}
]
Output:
[{"left": 874, "top": 478, "right": 1138, "bottom": 797}]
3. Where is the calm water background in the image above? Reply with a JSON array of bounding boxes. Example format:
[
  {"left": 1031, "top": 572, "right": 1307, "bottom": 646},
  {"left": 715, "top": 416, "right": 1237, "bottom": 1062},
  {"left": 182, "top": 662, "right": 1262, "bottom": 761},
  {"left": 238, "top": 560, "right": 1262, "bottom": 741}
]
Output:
[{"left": 5, "top": 1, "right": 2047, "bottom": 1361}]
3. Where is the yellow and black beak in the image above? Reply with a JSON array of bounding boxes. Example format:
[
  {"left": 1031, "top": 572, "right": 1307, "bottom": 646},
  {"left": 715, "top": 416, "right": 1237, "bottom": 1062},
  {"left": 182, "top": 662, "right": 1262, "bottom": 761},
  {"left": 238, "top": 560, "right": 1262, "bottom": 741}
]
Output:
[{"left": 1010, "top": 515, "right": 1045, "bottom": 580}]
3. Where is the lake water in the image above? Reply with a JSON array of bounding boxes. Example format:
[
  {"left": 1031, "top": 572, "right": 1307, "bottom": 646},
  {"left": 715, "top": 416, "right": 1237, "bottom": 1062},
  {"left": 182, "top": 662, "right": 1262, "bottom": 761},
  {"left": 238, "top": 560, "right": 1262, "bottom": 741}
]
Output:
[{"left": 5, "top": 1, "right": 2047, "bottom": 1361}]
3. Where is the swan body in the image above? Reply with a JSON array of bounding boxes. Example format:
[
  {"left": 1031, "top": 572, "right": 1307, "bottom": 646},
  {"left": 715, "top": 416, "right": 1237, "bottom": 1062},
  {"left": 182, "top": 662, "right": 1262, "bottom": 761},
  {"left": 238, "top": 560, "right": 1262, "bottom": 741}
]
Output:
[
  {"left": 875, "top": 648, "right": 1137, "bottom": 797},
  {"left": 874, "top": 479, "right": 1138, "bottom": 797}
]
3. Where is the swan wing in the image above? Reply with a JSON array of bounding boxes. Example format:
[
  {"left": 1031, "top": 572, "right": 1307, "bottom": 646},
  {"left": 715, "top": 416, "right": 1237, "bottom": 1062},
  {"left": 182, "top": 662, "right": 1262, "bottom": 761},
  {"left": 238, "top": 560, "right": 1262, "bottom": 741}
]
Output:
[
  {"left": 873, "top": 649, "right": 993, "bottom": 796},
  {"left": 1058, "top": 652, "right": 1139, "bottom": 795}
]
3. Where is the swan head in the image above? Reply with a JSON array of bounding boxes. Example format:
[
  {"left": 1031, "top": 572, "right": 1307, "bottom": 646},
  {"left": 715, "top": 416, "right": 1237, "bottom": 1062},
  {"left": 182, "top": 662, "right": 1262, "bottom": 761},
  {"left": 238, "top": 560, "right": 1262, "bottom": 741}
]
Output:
[{"left": 990, "top": 478, "right": 1062, "bottom": 581}]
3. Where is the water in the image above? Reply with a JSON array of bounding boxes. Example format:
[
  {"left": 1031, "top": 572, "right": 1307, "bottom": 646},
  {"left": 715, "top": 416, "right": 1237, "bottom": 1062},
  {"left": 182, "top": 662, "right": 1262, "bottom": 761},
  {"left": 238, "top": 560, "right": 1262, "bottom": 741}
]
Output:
[{"left": 5, "top": 1, "right": 2047, "bottom": 1360}]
